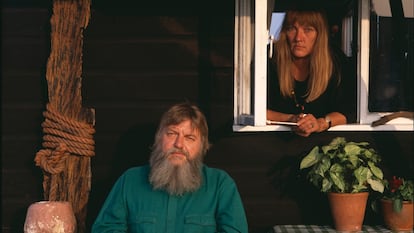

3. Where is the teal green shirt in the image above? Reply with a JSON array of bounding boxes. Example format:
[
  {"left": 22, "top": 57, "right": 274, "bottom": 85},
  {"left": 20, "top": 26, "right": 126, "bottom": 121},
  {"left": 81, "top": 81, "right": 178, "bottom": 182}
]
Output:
[{"left": 92, "top": 165, "right": 249, "bottom": 233}]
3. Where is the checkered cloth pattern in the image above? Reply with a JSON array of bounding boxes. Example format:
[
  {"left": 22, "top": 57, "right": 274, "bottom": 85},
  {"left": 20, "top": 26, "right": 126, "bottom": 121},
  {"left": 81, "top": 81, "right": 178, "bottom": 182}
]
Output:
[{"left": 272, "top": 225, "right": 412, "bottom": 233}]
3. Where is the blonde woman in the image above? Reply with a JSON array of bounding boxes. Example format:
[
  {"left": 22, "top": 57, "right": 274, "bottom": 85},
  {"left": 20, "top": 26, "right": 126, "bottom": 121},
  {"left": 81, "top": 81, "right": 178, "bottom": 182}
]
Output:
[{"left": 267, "top": 9, "right": 355, "bottom": 137}]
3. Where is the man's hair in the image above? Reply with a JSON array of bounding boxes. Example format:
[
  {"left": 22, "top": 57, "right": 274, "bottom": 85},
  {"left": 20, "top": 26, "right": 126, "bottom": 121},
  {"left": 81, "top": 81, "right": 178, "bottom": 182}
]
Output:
[{"left": 153, "top": 102, "right": 211, "bottom": 155}]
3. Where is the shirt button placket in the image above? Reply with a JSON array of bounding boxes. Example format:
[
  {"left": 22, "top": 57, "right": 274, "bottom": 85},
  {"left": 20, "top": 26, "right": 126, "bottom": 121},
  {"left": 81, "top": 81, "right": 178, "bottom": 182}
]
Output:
[{"left": 165, "top": 195, "right": 178, "bottom": 233}]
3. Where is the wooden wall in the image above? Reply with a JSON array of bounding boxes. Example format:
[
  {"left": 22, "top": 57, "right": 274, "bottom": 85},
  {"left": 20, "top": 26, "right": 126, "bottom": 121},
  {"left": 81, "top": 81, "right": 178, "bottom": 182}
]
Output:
[{"left": 2, "top": 1, "right": 413, "bottom": 233}]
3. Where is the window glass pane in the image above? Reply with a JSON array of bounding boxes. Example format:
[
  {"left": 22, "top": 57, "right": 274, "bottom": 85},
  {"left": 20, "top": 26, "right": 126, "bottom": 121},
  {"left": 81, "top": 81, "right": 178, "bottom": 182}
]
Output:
[
  {"left": 269, "top": 12, "right": 285, "bottom": 41},
  {"left": 369, "top": 13, "right": 413, "bottom": 112}
]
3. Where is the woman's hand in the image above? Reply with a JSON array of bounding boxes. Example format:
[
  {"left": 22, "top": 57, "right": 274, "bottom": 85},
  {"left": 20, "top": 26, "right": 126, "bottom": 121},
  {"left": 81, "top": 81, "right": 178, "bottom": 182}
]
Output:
[
  {"left": 292, "top": 112, "right": 347, "bottom": 137},
  {"left": 293, "top": 113, "right": 320, "bottom": 137}
]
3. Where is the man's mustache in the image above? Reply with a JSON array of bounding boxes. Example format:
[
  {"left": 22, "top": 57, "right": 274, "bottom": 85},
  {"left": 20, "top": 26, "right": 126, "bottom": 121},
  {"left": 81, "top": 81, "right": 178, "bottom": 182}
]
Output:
[{"left": 166, "top": 148, "right": 190, "bottom": 159}]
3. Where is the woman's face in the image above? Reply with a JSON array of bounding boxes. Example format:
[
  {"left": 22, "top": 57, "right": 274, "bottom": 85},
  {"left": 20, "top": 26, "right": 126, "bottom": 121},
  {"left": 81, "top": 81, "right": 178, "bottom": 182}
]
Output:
[{"left": 286, "top": 22, "right": 318, "bottom": 58}]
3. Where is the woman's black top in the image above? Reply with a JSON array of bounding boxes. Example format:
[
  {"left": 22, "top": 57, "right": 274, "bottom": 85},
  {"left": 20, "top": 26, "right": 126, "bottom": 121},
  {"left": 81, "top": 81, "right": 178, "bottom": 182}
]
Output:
[{"left": 267, "top": 47, "right": 356, "bottom": 122}]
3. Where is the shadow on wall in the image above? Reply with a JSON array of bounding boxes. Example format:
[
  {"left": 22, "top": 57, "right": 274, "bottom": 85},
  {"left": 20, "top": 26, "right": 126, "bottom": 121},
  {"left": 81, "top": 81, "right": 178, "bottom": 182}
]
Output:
[
  {"left": 267, "top": 153, "right": 333, "bottom": 225},
  {"left": 86, "top": 123, "right": 157, "bottom": 231},
  {"left": 111, "top": 123, "right": 157, "bottom": 176},
  {"left": 11, "top": 207, "right": 30, "bottom": 233}
]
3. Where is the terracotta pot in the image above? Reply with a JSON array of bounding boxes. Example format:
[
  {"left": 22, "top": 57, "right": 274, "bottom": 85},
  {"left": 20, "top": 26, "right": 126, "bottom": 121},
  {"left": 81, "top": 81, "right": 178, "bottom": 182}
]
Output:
[
  {"left": 328, "top": 192, "right": 369, "bottom": 232},
  {"left": 381, "top": 199, "right": 414, "bottom": 232},
  {"left": 24, "top": 201, "right": 77, "bottom": 233}
]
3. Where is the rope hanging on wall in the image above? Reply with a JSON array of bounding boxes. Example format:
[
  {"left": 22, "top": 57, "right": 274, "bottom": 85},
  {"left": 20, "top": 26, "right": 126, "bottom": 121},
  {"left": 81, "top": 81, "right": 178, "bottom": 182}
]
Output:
[
  {"left": 35, "top": 103, "right": 95, "bottom": 200},
  {"left": 41, "top": 103, "right": 95, "bottom": 157},
  {"left": 34, "top": 1, "right": 93, "bottom": 232}
]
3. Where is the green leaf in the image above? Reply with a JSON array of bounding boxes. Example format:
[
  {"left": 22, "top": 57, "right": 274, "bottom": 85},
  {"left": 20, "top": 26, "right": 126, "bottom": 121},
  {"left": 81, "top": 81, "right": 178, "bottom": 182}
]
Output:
[
  {"left": 300, "top": 146, "right": 320, "bottom": 169},
  {"left": 393, "top": 199, "right": 403, "bottom": 213},
  {"left": 321, "top": 178, "right": 332, "bottom": 192},
  {"left": 352, "top": 183, "right": 368, "bottom": 193},
  {"left": 330, "top": 137, "right": 346, "bottom": 146},
  {"left": 368, "top": 161, "right": 383, "bottom": 179},
  {"left": 315, "top": 157, "right": 331, "bottom": 176},
  {"left": 351, "top": 141, "right": 370, "bottom": 147},
  {"left": 322, "top": 137, "right": 344, "bottom": 154},
  {"left": 329, "top": 163, "right": 343, "bottom": 173},
  {"left": 367, "top": 178, "right": 384, "bottom": 193},
  {"left": 354, "top": 166, "right": 370, "bottom": 185},
  {"left": 344, "top": 144, "right": 362, "bottom": 156},
  {"left": 329, "top": 164, "right": 345, "bottom": 192},
  {"left": 400, "top": 181, "right": 414, "bottom": 201},
  {"left": 347, "top": 154, "right": 359, "bottom": 168},
  {"left": 366, "top": 148, "right": 379, "bottom": 160}
]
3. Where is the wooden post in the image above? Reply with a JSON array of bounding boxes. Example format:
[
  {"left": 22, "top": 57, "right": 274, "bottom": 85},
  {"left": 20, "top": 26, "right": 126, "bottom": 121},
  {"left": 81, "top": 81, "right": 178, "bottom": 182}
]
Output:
[{"left": 34, "top": 0, "right": 94, "bottom": 232}]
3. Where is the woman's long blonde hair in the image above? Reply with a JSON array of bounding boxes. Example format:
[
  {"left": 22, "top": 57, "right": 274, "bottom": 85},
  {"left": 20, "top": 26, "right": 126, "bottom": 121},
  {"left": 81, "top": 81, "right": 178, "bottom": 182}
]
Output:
[{"left": 273, "top": 10, "right": 334, "bottom": 102}]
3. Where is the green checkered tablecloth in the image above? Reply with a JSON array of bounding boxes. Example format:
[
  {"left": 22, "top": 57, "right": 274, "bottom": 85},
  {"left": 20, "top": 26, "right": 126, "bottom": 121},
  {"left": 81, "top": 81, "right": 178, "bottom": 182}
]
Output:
[{"left": 272, "top": 225, "right": 413, "bottom": 233}]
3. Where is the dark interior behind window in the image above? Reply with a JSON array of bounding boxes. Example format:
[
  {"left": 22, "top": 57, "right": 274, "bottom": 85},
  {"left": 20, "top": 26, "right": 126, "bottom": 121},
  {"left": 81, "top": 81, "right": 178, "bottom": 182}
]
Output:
[{"left": 369, "top": 11, "right": 413, "bottom": 112}]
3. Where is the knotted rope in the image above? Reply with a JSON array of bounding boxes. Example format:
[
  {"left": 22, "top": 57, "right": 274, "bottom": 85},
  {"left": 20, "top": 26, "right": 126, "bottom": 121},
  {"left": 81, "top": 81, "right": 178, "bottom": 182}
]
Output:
[{"left": 35, "top": 103, "right": 95, "bottom": 200}]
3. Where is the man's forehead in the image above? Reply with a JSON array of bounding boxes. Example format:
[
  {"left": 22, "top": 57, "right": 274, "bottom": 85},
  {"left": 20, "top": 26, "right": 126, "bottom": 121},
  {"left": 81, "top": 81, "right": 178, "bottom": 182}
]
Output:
[{"left": 167, "top": 121, "right": 200, "bottom": 134}]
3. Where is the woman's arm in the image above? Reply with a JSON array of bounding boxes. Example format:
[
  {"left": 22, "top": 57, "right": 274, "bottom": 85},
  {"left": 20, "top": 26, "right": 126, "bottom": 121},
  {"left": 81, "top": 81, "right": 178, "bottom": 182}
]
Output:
[{"left": 266, "top": 109, "right": 297, "bottom": 122}]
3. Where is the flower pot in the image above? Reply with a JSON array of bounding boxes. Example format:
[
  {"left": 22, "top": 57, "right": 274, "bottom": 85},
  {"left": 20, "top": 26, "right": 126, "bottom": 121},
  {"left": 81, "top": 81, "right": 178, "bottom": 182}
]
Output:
[
  {"left": 381, "top": 199, "right": 414, "bottom": 232},
  {"left": 328, "top": 192, "right": 369, "bottom": 232},
  {"left": 24, "top": 201, "right": 77, "bottom": 233}
]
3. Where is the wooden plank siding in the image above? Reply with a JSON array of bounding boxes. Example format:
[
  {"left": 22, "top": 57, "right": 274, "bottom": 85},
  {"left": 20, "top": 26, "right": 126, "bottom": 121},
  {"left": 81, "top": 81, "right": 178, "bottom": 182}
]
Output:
[{"left": 2, "top": 2, "right": 413, "bottom": 233}]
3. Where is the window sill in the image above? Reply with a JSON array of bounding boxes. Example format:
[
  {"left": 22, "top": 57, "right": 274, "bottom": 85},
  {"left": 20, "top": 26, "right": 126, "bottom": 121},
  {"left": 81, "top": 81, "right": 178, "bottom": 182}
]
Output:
[{"left": 233, "top": 123, "right": 414, "bottom": 132}]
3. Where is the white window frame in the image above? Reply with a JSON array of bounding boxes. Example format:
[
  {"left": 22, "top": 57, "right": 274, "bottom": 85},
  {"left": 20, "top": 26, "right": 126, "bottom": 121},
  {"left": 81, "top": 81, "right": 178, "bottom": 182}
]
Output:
[{"left": 233, "top": 0, "right": 413, "bottom": 132}]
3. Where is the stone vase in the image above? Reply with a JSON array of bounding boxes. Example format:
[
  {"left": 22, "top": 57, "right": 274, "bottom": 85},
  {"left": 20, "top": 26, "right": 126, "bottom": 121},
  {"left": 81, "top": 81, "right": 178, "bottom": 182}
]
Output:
[{"left": 24, "top": 201, "right": 77, "bottom": 233}]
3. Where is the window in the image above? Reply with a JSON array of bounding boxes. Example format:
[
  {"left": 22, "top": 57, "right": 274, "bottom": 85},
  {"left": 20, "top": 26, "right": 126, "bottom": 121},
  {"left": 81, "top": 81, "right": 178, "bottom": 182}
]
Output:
[
  {"left": 368, "top": 0, "right": 413, "bottom": 112},
  {"left": 233, "top": 0, "right": 413, "bottom": 132}
]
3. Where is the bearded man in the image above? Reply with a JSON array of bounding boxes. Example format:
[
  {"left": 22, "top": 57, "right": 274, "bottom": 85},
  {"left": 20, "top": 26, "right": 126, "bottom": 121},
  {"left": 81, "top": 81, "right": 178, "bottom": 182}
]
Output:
[{"left": 92, "top": 102, "right": 248, "bottom": 233}]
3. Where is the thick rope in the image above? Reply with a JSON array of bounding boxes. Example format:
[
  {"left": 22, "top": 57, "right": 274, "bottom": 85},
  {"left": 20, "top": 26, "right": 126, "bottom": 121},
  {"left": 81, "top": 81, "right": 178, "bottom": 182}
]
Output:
[
  {"left": 34, "top": 103, "right": 95, "bottom": 200},
  {"left": 41, "top": 103, "right": 95, "bottom": 156},
  {"left": 35, "top": 143, "right": 69, "bottom": 200}
]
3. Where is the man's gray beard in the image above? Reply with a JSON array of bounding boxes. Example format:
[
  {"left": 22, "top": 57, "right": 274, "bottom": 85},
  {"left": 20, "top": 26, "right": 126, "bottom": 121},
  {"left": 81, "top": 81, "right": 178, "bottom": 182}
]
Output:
[{"left": 149, "top": 146, "right": 203, "bottom": 196}]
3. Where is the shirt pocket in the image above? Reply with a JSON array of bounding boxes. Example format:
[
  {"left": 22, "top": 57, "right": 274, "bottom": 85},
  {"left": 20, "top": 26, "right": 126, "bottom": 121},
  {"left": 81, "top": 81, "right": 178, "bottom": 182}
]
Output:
[
  {"left": 184, "top": 215, "right": 216, "bottom": 233},
  {"left": 128, "top": 215, "right": 156, "bottom": 233}
]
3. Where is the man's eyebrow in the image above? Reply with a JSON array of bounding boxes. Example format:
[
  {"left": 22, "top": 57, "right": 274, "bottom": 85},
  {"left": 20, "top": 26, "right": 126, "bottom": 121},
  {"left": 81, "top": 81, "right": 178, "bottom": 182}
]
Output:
[{"left": 185, "top": 131, "right": 199, "bottom": 137}]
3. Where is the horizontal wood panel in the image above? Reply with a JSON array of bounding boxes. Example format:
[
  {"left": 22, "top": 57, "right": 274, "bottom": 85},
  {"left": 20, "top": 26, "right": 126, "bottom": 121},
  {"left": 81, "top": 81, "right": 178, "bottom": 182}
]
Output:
[
  {"left": 85, "top": 15, "right": 199, "bottom": 37},
  {"left": 1, "top": 74, "right": 48, "bottom": 103},
  {"left": 1, "top": 107, "right": 44, "bottom": 134},
  {"left": 202, "top": 40, "right": 234, "bottom": 67},
  {"left": 90, "top": 1, "right": 234, "bottom": 17},
  {"left": 84, "top": 15, "right": 233, "bottom": 41},
  {"left": 82, "top": 74, "right": 199, "bottom": 101},
  {"left": 87, "top": 38, "right": 234, "bottom": 69},
  {"left": 81, "top": 72, "right": 233, "bottom": 102},
  {"left": 1, "top": 170, "right": 43, "bottom": 197},
  {"left": 1, "top": 8, "right": 50, "bottom": 36},
  {"left": 2, "top": 39, "right": 49, "bottom": 70},
  {"left": 1, "top": 138, "right": 43, "bottom": 169},
  {"left": 83, "top": 39, "right": 199, "bottom": 69}
]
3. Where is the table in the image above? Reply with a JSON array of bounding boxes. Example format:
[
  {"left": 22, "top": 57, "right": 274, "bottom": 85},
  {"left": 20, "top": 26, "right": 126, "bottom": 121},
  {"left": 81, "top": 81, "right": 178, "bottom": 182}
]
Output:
[{"left": 272, "top": 225, "right": 413, "bottom": 233}]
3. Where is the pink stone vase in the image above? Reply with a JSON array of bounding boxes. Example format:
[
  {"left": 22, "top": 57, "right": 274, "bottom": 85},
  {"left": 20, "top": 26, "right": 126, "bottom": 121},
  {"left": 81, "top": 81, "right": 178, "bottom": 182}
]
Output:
[{"left": 24, "top": 201, "right": 77, "bottom": 233}]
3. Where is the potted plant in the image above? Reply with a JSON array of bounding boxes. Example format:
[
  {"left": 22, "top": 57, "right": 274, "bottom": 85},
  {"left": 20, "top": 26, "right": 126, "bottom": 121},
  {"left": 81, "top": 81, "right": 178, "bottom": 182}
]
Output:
[
  {"left": 299, "top": 137, "right": 385, "bottom": 232},
  {"left": 380, "top": 176, "right": 413, "bottom": 231}
]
